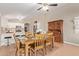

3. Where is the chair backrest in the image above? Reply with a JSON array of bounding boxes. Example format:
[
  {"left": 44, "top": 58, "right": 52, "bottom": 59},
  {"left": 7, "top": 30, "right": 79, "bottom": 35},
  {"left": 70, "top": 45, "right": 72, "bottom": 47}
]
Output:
[
  {"left": 47, "top": 32, "right": 53, "bottom": 38},
  {"left": 34, "top": 39, "right": 45, "bottom": 49},
  {"left": 46, "top": 32, "right": 53, "bottom": 42},
  {"left": 35, "top": 34, "right": 45, "bottom": 39}
]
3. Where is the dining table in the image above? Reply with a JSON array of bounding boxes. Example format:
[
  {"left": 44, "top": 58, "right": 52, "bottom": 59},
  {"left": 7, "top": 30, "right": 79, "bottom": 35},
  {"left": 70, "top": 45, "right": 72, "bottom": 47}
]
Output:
[
  {"left": 24, "top": 39, "right": 35, "bottom": 56},
  {"left": 24, "top": 36, "right": 54, "bottom": 56}
]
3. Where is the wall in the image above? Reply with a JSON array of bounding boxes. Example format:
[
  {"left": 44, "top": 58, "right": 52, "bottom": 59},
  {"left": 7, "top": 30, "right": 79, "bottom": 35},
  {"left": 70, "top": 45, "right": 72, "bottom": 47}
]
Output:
[
  {"left": 0, "top": 16, "right": 1, "bottom": 43},
  {"left": 1, "top": 16, "right": 8, "bottom": 28},
  {"left": 23, "top": 12, "right": 50, "bottom": 32},
  {"left": 24, "top": 11, "right": 79, "bottom": 45},
  {"left": 63, "top": 15, "right": 79, "bottom": 44}
]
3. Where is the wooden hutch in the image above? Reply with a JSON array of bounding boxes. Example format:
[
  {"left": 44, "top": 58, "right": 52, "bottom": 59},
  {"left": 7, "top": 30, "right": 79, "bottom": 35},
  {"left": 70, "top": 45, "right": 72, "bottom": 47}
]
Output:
[{"left": 48, "top": 20, "right": 63, "bottom": 43}]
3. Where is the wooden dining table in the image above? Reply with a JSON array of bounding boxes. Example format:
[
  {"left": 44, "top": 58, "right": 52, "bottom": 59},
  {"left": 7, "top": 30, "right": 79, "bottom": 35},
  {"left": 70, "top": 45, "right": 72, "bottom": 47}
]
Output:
[
  {"left": 24, "top": 37, "right": 54, "bottom": 56},
  {"left": 24, "top": 39, "right": 33, "bottom": 56}
]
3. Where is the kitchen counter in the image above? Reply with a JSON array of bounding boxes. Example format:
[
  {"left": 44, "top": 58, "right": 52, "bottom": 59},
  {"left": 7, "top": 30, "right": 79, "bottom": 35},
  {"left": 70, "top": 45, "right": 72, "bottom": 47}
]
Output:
[
  {"left": 0, "top": 32, "right": 25, "bottom": 46},
  {"left": 1, "top": 33, "right": 14, "bottom": 46}
]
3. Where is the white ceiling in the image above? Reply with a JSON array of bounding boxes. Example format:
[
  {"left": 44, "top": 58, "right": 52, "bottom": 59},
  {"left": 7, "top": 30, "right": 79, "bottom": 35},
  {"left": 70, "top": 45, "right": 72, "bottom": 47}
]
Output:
[
  {"left": 0, "top": 3, "right": 38, "bottom": 16},
  {"left": 0, "top": 3, "right": 79, "bottom": 21}
]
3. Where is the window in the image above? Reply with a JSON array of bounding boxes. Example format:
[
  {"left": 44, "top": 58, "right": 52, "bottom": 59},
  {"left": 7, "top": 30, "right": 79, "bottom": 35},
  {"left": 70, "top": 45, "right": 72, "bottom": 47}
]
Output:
[{"left": 74, "top": 17, "right": 79, "bottom": 33}]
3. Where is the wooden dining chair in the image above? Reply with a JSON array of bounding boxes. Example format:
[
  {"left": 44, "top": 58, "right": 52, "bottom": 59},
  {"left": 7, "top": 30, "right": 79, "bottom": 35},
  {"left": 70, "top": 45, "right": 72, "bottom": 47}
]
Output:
[
  {"left": 34, "top": 39, "right": 45, "bottom": 56},
  {"left": 13, "top": 33, "right": 25, "bottom": 56},
  {"left": 45, "top": 32, "right": 54, "bottom": 54},
  {"left": 27, "top": 34, "right": 46, "bottom": 56},
  {"left": 15, "top": 38, "right": 26, "bottom": 56}
]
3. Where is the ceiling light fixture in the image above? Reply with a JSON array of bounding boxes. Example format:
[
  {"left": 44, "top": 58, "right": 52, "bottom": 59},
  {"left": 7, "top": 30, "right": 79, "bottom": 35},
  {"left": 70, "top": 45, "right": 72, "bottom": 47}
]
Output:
[
  {"left": 17, "top": 15, "right": 25, "bottom": 21},
  {"left": 42, "top": 5, "right": 48, "bottom": 11}
]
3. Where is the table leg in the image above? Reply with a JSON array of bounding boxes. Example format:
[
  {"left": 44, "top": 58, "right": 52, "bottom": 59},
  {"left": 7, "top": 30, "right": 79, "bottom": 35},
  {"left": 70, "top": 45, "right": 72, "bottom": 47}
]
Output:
[
  {"left": 25, "top": 44, "right": 28, "bottom": 56},
  {"left": 52, "top": 37, "right": 54, "bottom": 48},
  {"left": 7, "top": 39, "right": 9, "bottom": 46},
  {"left": 44, "top": 40, "right": 47, "bottom": 55}
]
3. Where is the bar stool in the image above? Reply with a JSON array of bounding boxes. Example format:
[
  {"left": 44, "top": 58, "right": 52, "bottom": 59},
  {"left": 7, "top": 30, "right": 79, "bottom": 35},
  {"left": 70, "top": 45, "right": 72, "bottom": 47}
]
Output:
[{"left": 4, "top": 36, "right": 12, "bottom": 46}]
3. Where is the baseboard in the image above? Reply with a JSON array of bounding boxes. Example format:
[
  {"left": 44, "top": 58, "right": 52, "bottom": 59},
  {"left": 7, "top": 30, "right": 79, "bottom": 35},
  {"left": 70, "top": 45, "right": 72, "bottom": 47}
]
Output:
[{"left": 64, "top": 41, "right": 79, "bottom": 47}]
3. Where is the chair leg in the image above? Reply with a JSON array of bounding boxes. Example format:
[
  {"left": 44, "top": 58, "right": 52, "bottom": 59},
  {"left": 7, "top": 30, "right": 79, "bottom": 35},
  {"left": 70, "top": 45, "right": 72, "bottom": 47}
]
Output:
[
  {"left": 45, "top": 46, "right": 50, "bottom": 54},
  {"left": 29, "top": 48, "right": 31, "bottom": 56},
  {"left": 35, "top": 50, "right": 37, "bottom": 56},
  {"left": 19, "top": 51, "right": 21, "bottom": 56},
  {"left": 15, "top": 49, "right": 18, "bottom": 56},
  {"left": 45, "top": 46, "right": 48, "bottom": 55},
  {"left": 45, "top": 47, "right": 47, "bottom": 55},
  {"left": 50, "top": 45, "right": 52, "bottom": 51},
  {"left": 43, "top": 48, "right": 45, "bottom": 56},
  {"left": 15, "top": 49, "right": 17, "bottom": 56},
  {"left": 24, "top": 50, "right": 26, "bottom": 56}
]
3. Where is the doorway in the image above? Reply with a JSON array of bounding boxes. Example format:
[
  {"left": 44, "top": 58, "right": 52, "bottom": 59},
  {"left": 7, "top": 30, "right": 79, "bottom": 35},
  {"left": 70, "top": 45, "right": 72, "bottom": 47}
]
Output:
[
  {"left": 24, "top": 23, "right": 30, "bottom": 32},
  {"left": 48, "top": 20, "right": 63, "bottom": 43}
]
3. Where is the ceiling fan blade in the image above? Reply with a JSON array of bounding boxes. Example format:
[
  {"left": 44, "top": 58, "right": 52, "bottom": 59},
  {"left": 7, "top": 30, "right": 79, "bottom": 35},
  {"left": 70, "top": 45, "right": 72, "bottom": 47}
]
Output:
[
  {"left": 48, "top": 4, "right": 58, "bottom": 6},
  {"left": 37, "top": 3, "right": 43, "bottom": 4},
  {"left": 46, "top": 9, "right": 49, "bottom": 12},
  {"left": 37, "top": 7, "right": 42, "bottom": 10}
]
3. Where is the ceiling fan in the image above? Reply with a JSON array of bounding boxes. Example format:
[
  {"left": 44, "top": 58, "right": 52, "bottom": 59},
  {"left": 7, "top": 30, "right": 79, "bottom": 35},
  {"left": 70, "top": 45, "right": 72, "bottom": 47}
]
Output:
[{"left": 37, "top": 3, "right": 58, "bottom": 11}]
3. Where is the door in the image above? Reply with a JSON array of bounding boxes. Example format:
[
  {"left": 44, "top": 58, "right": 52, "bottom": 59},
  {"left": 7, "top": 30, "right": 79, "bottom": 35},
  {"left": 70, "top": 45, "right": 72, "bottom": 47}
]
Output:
[
  {"left": 48, "top": 20, "right": 63, "bottom": 43},
  {"left": 24, "top": 23, "right": 30, "bottom": 32}
]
